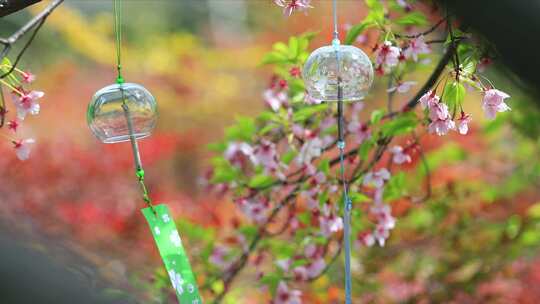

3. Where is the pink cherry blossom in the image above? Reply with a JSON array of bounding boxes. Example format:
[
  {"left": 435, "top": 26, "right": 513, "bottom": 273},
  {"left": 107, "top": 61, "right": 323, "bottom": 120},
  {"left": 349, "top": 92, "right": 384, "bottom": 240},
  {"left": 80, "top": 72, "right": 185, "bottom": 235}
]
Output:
[
  {"left": 347, "top": 120, "right": 371, "bottom": 145},
  {"left": 209, "top": 245, "right": 231, "bottom": 270},
  {"left": 7, "top": 120, "right": 19, "bottom": 132},
  {"left": 373, "top": 224, "right": 390, "bottom": 246},
  {"left": 427, "top": 102, "right": 456, "bottom": 136},
  {"left": 363, "top": 168, "right": 391, "bottom": 188},
  {"left": 375, "top": 41, "right": 401, "bottom": 73},
  {"left": 387, "top": 81, "right": 417, "bottom": 93},
  {"left": 304, "top": 93, "right": 322, "bottom": 105},
  {"left": 224, "top": 142, "right": 255, "bottom": 168},
  {"left": 293, "top": 266, "right": 308, "bottom": 281},
  {"left": 428, "top": 102, "right": 450, "bottom": 121},
  {"left": 263, "top": 89, "right": 288, "bottom": 112},
  {"left": 482, "top": 89, "right": 511, "bottom": 120},
  {"left": 390, "top": 145, "right": 411, "bottom": 164},
  {"left": 276, "top": 259, "right": 292, "bottom": 272},
  {"left": 319, "top": 213, "right": 343, "bottom": 236},
  {"left": 253, "top": 140, "right": 286, "bottom": 179},
  {"left": 296, "top": 137, "right": 323, "bottom": 165},
  {"left": 357, "top": 231, "right": 375, "bottom": 247},
  {"left": 21, "top": 71, "right": 36, "bottom": 83},
  {"left": 456, "top": 112, "right": 472, "bottom": 135},
  {"left": 428, "top": 118, "right": 455, "bottom": 136},
  {"left": 371, "top": 204, "right": 396, "bottom": 230},
  {"left": 274, "top": 281, "right": 302, "bottom": 304},
  {"left": 418, "top": 90, "right": 439, "bottom": 109},
  {"left": 13, "top": 138, "right": 35, "bottom": 161},
  {"left": 306, "top": 258, "right": 326, "bottom": 278},
  {"left": 236, "top": 197, "right": 268, "bottom": 223},
  {"left": 403, "top": 36, "right": 430, "bottom": 61},
  {"left": 14, "top": 90, "right": 43, "bottom": 120},
  {"left": 275, "top": 0, "right": 312, "bottom": 17}
]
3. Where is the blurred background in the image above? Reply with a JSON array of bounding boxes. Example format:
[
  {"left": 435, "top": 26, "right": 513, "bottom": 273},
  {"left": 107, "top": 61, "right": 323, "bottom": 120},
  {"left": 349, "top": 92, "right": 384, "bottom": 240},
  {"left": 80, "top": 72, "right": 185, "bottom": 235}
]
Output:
[{"left": 1, "top": 0, "right": 540, "bottom": 303}]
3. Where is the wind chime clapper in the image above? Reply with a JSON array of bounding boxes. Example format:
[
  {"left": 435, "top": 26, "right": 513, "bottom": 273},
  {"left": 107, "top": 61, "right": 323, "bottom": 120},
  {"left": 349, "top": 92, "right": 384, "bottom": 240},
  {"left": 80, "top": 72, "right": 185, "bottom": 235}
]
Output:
[
  {"left": 85, "top": 1, "right": 203, "bottom": 303},
  {"left": 301, "top": 1, "right": 374, "bottom": 303}
]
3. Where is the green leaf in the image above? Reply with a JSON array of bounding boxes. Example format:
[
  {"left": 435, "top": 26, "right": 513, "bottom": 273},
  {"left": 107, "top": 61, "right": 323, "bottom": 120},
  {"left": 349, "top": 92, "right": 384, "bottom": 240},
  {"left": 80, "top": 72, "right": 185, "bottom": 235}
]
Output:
[
  {"left": 381, "top": 113, "right": 418, "bottom": 137},
  {"left": 527, "top": 203, "right": 540, "bottom": 219},
  {"left": 281, "top": 149, "right": 297, "bottom": 165},
  {"left": 395, "top": 12, "right": 428, "bottom": 26},
  {"left": 344, "top": 21, "right": 374, "bottom": 45},
  {"left": 248, "top": 174, "right": 275, "bottom": 189},
  {"left": 370, "top": 109, "right": 385, "bottom": 124},
  {"left": 358, "top": 138, "right": 374, "bottom": 161},
  {"left": 225, "top": 117, "right": 256, "bottom": 142},
  {"left": 318, "top": 159, "right": 330, "bottom": 175},
  {"left": 292, "top": 104, "right": 328, "bottom": 122},
  {"left": 442, "top": 81, "right": 466, "bottom": 110},
  {"left": 207, "top": 142, "right": 227, "bottom": 153},
  {"left": 349, "top": 192, "right": 371, "bottom": 204}
]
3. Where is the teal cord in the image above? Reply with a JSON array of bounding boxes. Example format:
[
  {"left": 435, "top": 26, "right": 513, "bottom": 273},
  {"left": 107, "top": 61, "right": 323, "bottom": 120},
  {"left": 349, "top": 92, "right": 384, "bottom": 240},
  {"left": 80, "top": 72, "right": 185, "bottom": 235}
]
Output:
[{"left": 332, "top": 0, "right": 353, "bottom": 302}]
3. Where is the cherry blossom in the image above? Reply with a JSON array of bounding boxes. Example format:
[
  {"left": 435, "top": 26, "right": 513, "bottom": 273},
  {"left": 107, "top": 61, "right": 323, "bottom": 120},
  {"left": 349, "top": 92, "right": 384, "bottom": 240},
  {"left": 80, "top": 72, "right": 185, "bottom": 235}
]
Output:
[
  {"left": 14, "top": 90, "right": 43, "bottom": 120},
  {"left": 375, "top": 41, "right": 401, "bottom": 73},
  {"left": 373, "top": 223, "right": 390, "bottom": 246},
  {"left": 289, "top": 67, "right": 301, "bottom": 77},
  {"left": 371, "top": 204, "right": 396, "bottom": 230},
  {"left": 390, "top": 145, "right": 411, "bottom": 164},
  {"left": 253, "top": 140, "right": 286, "bottom": 179},
  {"left": 210, "top": 245, "right": 231, "bottom": 270},
  {"left": 347, "top": 120, "right": 371, "bottom": 145},
  {"left": 419, "top": 90, "right": 439, "bottom": 109},
  {"left": 357, "top": 231, "right": 375, "bottom": 247},
  {"left": 274, "top": 281, "right": 302, "bottom": 304},
  {"left": 224, "top": 142, "right": 255, "bottom": 168},
  {"left": 319, "top": 213, "right": 343, "bottom": 236},
  {"left": 21, "top": 71, "right": 36, "bottom": 83},
  {"left": 274, "top": 0, "right": 312, "bottom": 17},
  {"left": 296, "top": 137, "right": 323, "bottom": 165},
  {"left": 363, "top": 168, "right": 391, "bottom": 188},
  {"left": 276, "top": 259, "right": 291, "bottom": 272},
  {"left": 477, "top": 57, "right": 492, "bottom": 72},
  {"left": 13, "top": 138, "right": 35, "bottom": 161},
  {"left": 396, "top": 0, "right": 412, "bottom": 11},
  {"left": 482, "top": 89, "right": 511, "bottom": 120},
  {"left": 236, "top": 197, "right": 269, "bottom": 223},
  {"left": 427, "top": 102, "right": 456, "bottom": 136},
  {"left": 264, "top": 88, "right": 288, "bottom": 112},
  {"left": 428, "top": 102, "right": 450, "bottom": 121},
  {"left": 403, "top": 36, "right": 430, "bottom": 61},
  {"left": 428, "top": 118, "right": 455, "bottom": 136},
  {"left": 304, "top": 93, "right": 322, "bottom": 105},
  {"left": 7, "top": 120, "right": 19, "bottom": 132},
  {"left": 456, "top": 112, "right": 472, "bottom": 135},
  {"left": 387, "top": 81, "right": 417, "bottom": 93}
]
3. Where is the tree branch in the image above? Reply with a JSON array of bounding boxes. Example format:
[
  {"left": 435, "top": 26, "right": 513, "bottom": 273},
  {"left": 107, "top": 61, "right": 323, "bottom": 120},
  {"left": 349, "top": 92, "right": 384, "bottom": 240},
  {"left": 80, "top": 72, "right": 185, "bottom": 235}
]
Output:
[
  {"left": 0, "top": 0, "right": 41, "bottom": 18},
  {"left": 0, "top": 0, "right": 64, "bottom": 78}
]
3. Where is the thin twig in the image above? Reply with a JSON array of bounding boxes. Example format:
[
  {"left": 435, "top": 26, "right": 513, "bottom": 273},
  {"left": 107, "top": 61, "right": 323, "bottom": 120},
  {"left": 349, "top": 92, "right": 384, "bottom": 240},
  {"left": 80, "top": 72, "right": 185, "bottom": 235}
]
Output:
[{"left": 0, "top": 0, "right": 64, "bottom": 78}]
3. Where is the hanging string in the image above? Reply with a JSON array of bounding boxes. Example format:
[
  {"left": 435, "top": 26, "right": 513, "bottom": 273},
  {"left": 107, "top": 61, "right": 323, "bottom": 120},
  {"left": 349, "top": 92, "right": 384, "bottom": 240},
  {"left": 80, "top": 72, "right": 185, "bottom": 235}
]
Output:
[
  {"left": 114, "top": 0, "right": 124, "bottom": 84},
  {"left": 114, "top": 0, "right": 154, "bottom": 214},
  {"left": 331, "top": 0, "right": 353, "bottom": 303}
]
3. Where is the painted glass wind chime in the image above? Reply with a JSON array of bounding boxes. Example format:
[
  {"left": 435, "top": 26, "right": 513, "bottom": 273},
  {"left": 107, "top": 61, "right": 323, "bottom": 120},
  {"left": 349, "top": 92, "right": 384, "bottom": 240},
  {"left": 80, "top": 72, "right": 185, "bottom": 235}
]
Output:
[
  {"left": 302, "top": 0, "right": 373, "bottom": 303},
  {"left": 86, "top": 1, "right": 202, "bottom": 303}
]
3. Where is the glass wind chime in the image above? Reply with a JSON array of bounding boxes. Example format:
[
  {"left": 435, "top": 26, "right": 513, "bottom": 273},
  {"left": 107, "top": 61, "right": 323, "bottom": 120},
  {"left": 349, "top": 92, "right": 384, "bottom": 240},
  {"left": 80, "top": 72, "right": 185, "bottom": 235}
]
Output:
[
  {"left": 86, "top": 1, "right": 202, "bottom": 303},
  {"left": 302, "top": 1, "right": 373, "bottom": 303}
]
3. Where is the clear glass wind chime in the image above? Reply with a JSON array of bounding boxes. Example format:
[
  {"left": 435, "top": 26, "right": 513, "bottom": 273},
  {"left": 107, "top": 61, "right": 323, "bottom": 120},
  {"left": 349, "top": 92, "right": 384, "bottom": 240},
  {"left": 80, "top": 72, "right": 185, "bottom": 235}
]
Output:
[
  {"left": 86, "top": 1, "right": 202, "bottom": 303},
  {"left": 302, "top": 0, "right": 373, "bottom": 303}
]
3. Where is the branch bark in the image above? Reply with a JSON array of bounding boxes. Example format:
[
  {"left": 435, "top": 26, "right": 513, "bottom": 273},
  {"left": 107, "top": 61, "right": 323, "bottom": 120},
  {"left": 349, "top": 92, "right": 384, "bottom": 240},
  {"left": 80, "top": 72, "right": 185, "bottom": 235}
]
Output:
[
  {"left": 0, "top": 0, "right": 64, "bottom": 78},
  {"left": 0, "top": 0, "right": 41, "bottom": 18}
]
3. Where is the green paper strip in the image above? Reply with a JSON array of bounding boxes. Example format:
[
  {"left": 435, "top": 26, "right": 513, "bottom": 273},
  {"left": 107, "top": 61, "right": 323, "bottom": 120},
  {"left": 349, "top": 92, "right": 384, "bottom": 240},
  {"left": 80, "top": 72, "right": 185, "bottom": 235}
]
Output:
[{"left": 142, "top": 204, "right": 203, "bottom": 304}]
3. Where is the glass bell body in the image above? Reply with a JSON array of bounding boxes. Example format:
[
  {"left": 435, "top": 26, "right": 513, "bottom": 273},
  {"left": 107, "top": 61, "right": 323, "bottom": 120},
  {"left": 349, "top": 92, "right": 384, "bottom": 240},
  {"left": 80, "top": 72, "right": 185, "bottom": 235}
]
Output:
[
  {"left": 302, "top": 45, "right": 374, "bottom": 102},
  {"left": 87, "top": 83, "right": 157, "bottom": 144}
]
